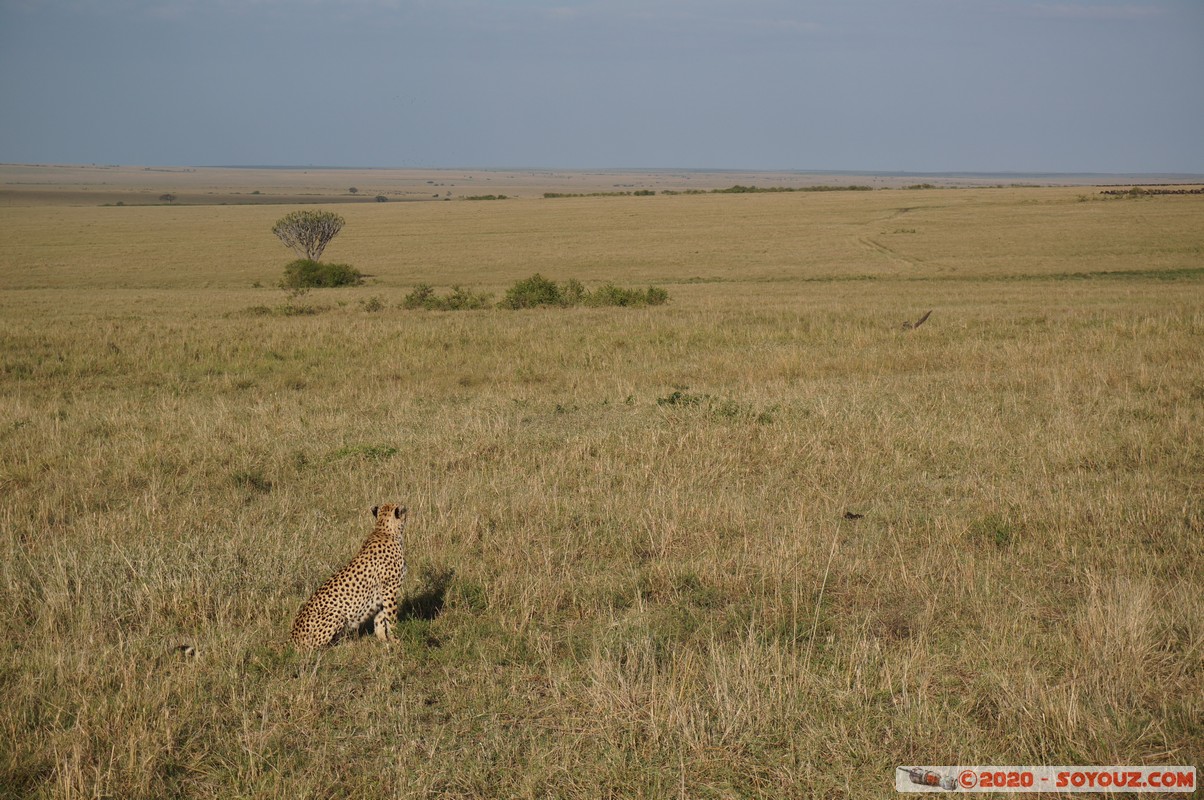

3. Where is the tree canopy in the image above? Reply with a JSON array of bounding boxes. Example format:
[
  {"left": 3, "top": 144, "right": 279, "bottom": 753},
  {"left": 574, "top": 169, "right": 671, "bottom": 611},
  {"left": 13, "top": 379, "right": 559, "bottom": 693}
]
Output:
[{"left": 271, "top": 210, "right": 345, "bottom": 262}]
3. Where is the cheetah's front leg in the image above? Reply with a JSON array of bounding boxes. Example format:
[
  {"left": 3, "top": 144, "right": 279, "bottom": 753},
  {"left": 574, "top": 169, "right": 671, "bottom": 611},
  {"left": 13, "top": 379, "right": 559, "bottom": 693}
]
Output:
[{"left": 374, "top": 598, "right": 398, "bottom": 642}]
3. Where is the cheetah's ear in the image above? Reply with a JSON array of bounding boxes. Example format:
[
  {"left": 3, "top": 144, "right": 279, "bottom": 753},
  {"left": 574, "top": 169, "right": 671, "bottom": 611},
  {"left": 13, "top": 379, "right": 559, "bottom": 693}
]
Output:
[
  {"left": 393, "top": 506, "right": 402, "bottom": 519},
  {"left": 372, "top": 506, "right": 379, "bottom": 518}
]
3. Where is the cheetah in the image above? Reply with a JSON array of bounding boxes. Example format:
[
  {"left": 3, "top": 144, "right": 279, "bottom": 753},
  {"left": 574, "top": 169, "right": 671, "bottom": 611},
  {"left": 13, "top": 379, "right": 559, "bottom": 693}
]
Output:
[{"left": 291, "top": 504, "right": 408, "bottom": 649}]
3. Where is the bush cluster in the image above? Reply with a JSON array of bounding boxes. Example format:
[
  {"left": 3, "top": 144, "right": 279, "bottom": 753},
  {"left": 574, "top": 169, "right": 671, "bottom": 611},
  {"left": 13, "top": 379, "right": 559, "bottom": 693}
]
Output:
[
  {"left": 543, "top": 190, "right": 657, "bottom": 198},
  {"left": 279, "top": 259, "right": 363, "bottom": 289},
  {"left": 397, "top": 275, "right": 669, "bottom": 312},
  {"left": 711, "top": 184, "right": 872, "bottom": 194},
  {"left": 587, "top": 282, "right": 669, "bottom": 307},
  {"left": 544, "top": 185, "right": 874, "bottom": 199},
  {"left": 403, "top": 284, "right": 494, "bottom": 311},
  {"left": 499, "top": 274, "right": 669, "bottom": 309}
]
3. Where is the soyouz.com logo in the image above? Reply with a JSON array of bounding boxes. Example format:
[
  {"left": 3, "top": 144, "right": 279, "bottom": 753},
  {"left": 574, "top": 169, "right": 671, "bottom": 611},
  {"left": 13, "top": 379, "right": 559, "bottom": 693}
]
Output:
[{"left": 896, "top": 766, "right": 1197, "bottom": 793}]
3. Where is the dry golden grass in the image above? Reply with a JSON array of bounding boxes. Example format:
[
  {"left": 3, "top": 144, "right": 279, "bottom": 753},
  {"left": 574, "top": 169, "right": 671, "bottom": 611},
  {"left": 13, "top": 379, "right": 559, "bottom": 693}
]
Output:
[{"left": 1, "top": 181, "right": 1201, "bottom": 798}]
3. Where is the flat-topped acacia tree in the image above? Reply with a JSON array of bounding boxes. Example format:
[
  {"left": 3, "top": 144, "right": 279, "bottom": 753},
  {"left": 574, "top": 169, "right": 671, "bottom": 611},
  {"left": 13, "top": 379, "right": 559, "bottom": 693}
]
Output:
[{"left": 271, "top": 210, "right": 345, "bottom": 262}]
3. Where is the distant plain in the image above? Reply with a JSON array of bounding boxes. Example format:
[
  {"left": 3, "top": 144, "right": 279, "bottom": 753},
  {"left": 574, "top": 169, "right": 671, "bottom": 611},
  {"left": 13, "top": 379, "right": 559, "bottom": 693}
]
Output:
[{"left": 5, "top": 162, "right": 1202, "bottom": 207}]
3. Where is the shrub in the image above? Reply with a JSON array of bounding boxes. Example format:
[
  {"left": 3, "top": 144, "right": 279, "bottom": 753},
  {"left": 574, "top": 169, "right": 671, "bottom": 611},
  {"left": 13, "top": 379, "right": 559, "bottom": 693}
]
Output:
[
  {"left": 644, "top": 286, "right": 669, "bottom": 306},
  {"left": 402, "top": 284, "right": 436, "bottom": 309},
  {"left": 279, "top": 259, "right": 363, "bottom": 289},
  {"left": 498, "top": 274, "right": 670, "bottom": 310},
  {"left": 404, "top": 284, "right": 492, "bottom": 311},
  {"left": 500, "top": 273, "right": 563, "bottom": 309},
  {"left": 586, "top": 283, "right": 670, "bottom": 307},
  {"left": 561, "top": 279, "right": 587, "bottom": 306},
  {"left": 400, "top": 275, "right": 673, "bottom": 312},
  {"left": 443, "top": 285, "right": 493, "bottom": 310},
  {"left": 587, "top": 283, "right": 643, "bottom": 307}
]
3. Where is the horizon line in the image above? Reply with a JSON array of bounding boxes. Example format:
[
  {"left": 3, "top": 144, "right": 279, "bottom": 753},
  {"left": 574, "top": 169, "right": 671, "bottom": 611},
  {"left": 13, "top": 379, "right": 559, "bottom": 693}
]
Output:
[{"left": 5, "top": 161, "right": 1204, "bottom": 179}]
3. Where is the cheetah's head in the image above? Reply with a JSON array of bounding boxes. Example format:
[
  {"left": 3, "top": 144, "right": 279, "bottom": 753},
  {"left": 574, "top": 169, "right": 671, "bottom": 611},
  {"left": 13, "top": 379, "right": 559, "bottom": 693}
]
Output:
[{"left": 371, "top": 503, "right": 408, "bottom": 533}]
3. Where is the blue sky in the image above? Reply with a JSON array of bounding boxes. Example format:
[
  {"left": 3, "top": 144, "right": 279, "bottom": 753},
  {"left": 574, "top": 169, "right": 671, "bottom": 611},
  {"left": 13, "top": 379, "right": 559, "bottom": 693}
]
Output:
[{"left": 1, "top": 0, "right": 1201, "bottom": 172}]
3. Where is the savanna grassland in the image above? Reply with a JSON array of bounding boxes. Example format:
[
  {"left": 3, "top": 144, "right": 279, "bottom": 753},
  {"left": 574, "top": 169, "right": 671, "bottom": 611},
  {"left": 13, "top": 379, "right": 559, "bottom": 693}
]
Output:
[{"left": 1, "top": 177, "right": 1202, "bottom": 798}]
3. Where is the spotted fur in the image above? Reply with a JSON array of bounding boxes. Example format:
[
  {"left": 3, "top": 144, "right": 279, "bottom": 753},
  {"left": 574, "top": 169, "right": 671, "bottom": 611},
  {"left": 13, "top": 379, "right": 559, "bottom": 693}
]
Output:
[{"left": 291, "top": 504, "right": 408, "bottom": 649}]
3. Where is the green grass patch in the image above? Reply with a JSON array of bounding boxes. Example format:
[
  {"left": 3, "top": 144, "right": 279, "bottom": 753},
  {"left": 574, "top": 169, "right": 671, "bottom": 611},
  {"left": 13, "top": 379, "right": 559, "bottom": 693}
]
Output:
[{"left": 329, "top": 444, "right": 400, "bottom": 461}]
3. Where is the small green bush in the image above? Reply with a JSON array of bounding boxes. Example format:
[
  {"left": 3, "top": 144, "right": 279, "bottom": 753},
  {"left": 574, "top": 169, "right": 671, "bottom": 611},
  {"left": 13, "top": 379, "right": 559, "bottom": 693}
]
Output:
[
  {"left": 443, "top": 285, "right": 493, "bottom": 310},
  {"left": 402, "top": 284, "right": 436, "bottom": 309},
  {"left": 561, "top": 278, "right": 587, "bottom": 306},
  {"left": 279, "top": 259, "right": 363, "bottom": 289},
  {"left": 500, "top": 273, "right": 563, "bottom": 309},
  {"left": 404, "top": 284, "right": 493, "bottom": 311},
  {"left": 587, "top": 283, "right": 643, "bottom": 307},
  {"left": 644, "top": 286, "right": 669, "bottom": 306},
  {"left": 586, "top": 283, "right": 669, "bottom": 307}
]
